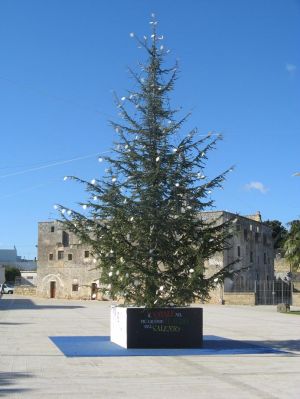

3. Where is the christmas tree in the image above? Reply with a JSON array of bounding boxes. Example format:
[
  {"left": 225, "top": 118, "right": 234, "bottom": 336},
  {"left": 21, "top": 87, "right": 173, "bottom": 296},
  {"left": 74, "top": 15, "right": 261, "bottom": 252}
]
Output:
[{"left": 58, "top": 16, "right": 235, "bottom": 307}]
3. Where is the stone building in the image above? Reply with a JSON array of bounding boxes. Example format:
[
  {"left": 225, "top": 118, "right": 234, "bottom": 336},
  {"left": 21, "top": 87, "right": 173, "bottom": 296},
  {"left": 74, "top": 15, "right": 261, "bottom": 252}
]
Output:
[
  {"left": 36, "top": 221, "right": 100, "bottom": 299},
  {"left": 37, "top": 211, "right": 274, "bottom": 302},
  {"left": 204, "top": 211, "right": 274, "bottom": 304}
]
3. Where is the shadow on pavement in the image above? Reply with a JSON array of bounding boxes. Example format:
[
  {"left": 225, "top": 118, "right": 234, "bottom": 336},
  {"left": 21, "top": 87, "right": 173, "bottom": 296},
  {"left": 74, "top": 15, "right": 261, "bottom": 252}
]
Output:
[
  {"left": 0, "top": 372, "right": 32, "bottom": 397},
  {"left": 0, "top": 298, "right": 85, "bottom": 311},
  {"left": 50, "top": 335, "right": 289, "bottom": 357}
]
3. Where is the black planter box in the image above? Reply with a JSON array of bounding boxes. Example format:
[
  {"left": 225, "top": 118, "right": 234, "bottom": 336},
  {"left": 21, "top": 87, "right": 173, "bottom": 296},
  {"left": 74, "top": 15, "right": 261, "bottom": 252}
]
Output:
[{"left": 110, "top": 306, "right": 203, "bottom": 348}]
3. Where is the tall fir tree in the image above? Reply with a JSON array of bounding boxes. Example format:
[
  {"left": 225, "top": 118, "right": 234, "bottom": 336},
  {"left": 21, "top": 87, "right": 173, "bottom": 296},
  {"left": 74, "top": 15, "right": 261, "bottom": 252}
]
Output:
[{"left": 58, "top": 16, "right": 235, "bottom": 307}]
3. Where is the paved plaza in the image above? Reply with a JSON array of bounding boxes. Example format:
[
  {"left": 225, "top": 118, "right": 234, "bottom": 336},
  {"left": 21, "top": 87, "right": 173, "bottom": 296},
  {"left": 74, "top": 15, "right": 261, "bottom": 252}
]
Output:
[{"left": 0, "top": 295, "right": 299, "bottom": 398}]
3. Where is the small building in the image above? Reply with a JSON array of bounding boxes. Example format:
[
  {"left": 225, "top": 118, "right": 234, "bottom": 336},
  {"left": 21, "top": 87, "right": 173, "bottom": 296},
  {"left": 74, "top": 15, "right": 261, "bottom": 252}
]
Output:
[
  {"left": 0, "top": 247, "right": 37, "bottom": 271},
  {"left": 20, "top": 271, "right": 37, "bottom": 286},
  {"left": 36, "top": 221, "right": 100, "bottom": 299}
]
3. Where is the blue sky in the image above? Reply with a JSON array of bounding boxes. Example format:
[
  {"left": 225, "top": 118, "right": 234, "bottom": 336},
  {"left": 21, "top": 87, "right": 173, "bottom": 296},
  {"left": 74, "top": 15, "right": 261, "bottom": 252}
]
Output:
[{"left": 0, "top": 0, "right": 299, "bottom": 259}]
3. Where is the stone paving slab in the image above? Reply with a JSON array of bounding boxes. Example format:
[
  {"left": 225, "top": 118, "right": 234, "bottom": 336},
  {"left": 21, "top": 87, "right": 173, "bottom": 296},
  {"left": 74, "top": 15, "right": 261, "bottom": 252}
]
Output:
[{"left": 0, "top": 295, "right": 300, "bottom": 398}]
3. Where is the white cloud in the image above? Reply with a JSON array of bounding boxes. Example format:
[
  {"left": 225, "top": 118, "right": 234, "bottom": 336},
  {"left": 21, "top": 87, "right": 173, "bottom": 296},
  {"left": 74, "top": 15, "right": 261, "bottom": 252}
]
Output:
[
  {"left": 244, "top": 181, "right": 268, "bottom": 194},
  {"left": 286, "top": 63, "right": 297, "bottom": 75}
]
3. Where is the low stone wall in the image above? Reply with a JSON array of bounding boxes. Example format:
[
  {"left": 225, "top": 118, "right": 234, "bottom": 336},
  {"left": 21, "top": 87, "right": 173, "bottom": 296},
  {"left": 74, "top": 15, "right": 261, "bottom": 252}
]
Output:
[
  {"left": 223, "top": 292, "right": 256, "bottom": 305},
  {"left": 14, "top": 286, "right": 37, "bottom": 296},
  {"left": 292, "top": 293, "right": 300, "bottom": 306}
]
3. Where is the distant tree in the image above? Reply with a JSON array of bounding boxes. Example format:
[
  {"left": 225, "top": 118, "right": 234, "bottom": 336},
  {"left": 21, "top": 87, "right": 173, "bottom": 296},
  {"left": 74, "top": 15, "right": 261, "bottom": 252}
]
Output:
[
  {"left": 284, "top": 220, "right": 300, "bottom": 271},
  {"left": 264, "top": 220, "right": 288, "bottom": 250},
  {"left": 5, "top": 266, "right": 21, "bottom": 283}
]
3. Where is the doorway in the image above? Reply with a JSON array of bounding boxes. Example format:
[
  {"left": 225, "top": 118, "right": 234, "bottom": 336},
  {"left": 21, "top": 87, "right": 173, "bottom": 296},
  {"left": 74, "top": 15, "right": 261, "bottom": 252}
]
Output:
[
  {"left": 91, "top": 283, "right": 97, "bottom": 299},
  {"left": 50, "top": 281, "right": 56, "bottom": 298}
]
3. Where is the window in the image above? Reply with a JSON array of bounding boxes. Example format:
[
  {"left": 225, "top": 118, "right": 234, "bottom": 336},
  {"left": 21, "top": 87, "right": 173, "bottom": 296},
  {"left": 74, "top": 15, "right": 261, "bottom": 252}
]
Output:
[
  {"left": 264, "top": 253, "right": 267, "bottom": 264},
  {"left": 250, "top": 251, "right": 253, "bottom": 263},
  {"left": 72, "top": 284, "right": 79, "bottom": 292},
  {"left": 237, "top": 246, "right": 241, "bottom": 257},
  {"left": 255, "top": 232, "right": 260, "bottom": 243},
  {"left": 50, "top": 226, "right": 55, "bottom": 233},
  {"left": 58, "top": 251, "right": 64, "bottom": 260},
  {"left": 62, "top": 231, "right": 69, "bottom": 247},
  {"left": 263, "top": 234, "right": 267, "bottom": 245},
  {"left": 250, "top": 224, "right": 253, "bottom": 231},
  {"left": 27, "top": 276, "right": 33, "bottom": 280},
  {"left": 68, "top": 254, "right": 73, "bottom": 261},
  {"left": 84, "top": 250, "right": 90, "bottom": 258},
  {"left": 49, "top": 253, "right": 54, "bottom": 261},
  {"left": 244, "top": 229, "right": 248, "bottom": 241}
]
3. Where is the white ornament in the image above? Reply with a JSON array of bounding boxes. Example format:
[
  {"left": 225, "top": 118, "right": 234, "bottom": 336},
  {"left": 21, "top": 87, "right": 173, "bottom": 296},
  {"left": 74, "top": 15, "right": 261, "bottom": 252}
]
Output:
[
  {"left": 175, "top": 183, "right": 179, "bottom": 187},
  {"left": 143, "top": 35, "right": 147, "bottom": 40},
  {"left": 116, "top": 270, "right": 120, "bottom": 276},
  {"left": 91, "top": 179, "right": 96, "bottom": 185},
  {"left": 61, "top": 209, "right": 66, "bottom": 214},
  {"left": 160, "top": 45, "right": 164, "bottom": 50},
  {"left": 120, "top": 257, "right": 124, "bottom": 264},
  {"left": 125, "top": 273, "right": 129, "bottom": 278},
  {"left": 67, "top": 210, "right": 72, "bottom": 215},
  {"left": 155, "top": 156, "right": 160, "bottom": 162},
  {"left": 151, "top": 34, "right": 155, "bottom": 38},
  {"left": 207, "top": 190, "right": 212, "bottom": 194},
  {"left": 93, "top": 196, "right": 98, "bottom": 201},
  {"left": 214, "top": 278, "right": 219, "bottom": 282},
  {"left": 110, "top": 249, "right": 114, "bottom": 254},
  {"left": 82, "top": 204, "right": 87, "bottom": 210},
  {"left": 112, "top": 177, "right": 117, "bottom": 182},
  {"left": 53, "top": 205, "right": 58, "bottom": 210},
  {"left": 134, "top": 280, "right": 140, "bottom": 286},
  {"left": 189, "top": 268, "right": 194, "bottom": 273},
  {"left": 129, "top": 32, "right": 134, "bottom": 37},
  {"left": 130, "top": 217, "right": 134, "bottom": 221},
  {"left": 93, "top": 259, "right": 97, "bottom": 264},
  {"left": 172, "top": 148, "right": 178, "bottom": 153},
  {"left": 158, "top": 35, "right": 164, "bottom": 40},
  {"left": 121, "top": 96, "right": 126, "bottom": 101},
  {"left": 125, "top": 144, "right": 129, "bottom": 149},
  {"left": 63, "top": 176, "right": 68, "bottom": 181},
  {"left": 107, "top": 284, "right": 111, "bottom": 289},
  {"left": 108, "top": 271, "right": 113, "bottom": 277},
  {"left": 159, "top": 285, "right": 164, "bottom": 291},
  {"left": 98, "top": 157, "right": 103, "bottom": 163}
]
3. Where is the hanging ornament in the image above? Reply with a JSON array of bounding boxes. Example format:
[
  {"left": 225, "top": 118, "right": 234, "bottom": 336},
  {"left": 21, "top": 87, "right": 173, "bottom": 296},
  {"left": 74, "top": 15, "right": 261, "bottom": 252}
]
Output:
[
  {"left": 155, "top": 156, "right": 160, "bottom": 162},
  {"left": 108, "top": 271, "right": 113, "bottom": 277},
  {"left": 130, "top": 217, "right": 134, "bottom": 222},
  {"left": 98, "top": 157, "right": 103, "bottom": 163},
  {"left": 214, "top": 278, "right": 219, "bottom": 282},
  {"left": 134, "top": 280, "right": 140, "bottom": 286},
  {"left": 172, "top": 148, "right": 178, "bottom": 153},
  {"left": 197, "top": 173, "right": 205, "bottom": 179},
  {"left": 129, "top": 32, "right": 134, "bottom": 38},
  {"left": 125, "top": 273, "right": 129, "bottom": 278},
  {"left": 93, "top": 196, "right": 98, "bottom": 201},
  {"left": 112, "top": 177, "right": 117, "bottom": 183},
  {"left": 61, "top": 209, "right": 66, "bottom": 214},
  {"left": 125, "top": 144, "right": 129, "bottom": 149},
  {"left": 175, "top": 183, "right": 179, "bottom": 187},
  {"left": 116, "top": 270, "right": 120, "bottom": 276},
  {"left": 63, "top": 176, "right": 68, "bottom": 181},
  {"left": 160, "top": 45, "right": 164, "bottom": 50},
  {"left": 189, "top": 268, "right": 194, "bottom": 274},
  {"left": 93, "top": 259, "right": 97, "bottom": 264},
  {"left": 159, "top": 285, "right": 164, "bottom": 291},
  {"left": 82, "top": 204, "right": 87, "bottom": 210},
  {"left": 53, "top": 205, "right": 58, "bottom": 210},
  {"left": 121, "top": 96, "right": 126, "bottom": 101},
  {"left": 158, "top": 35, "right": 164, "bottom": 40},
  {"left": 110, "top": 249, "right": 114, "bottom": 254},
  {"left": 107, "top": 284, "right": 111, "bottom": 289},
  {"left": 67, "top": 210, "right": 72, "bottom": 216},
  {"left": 91, "top": 179, "right": 96, "bottom": 185}
]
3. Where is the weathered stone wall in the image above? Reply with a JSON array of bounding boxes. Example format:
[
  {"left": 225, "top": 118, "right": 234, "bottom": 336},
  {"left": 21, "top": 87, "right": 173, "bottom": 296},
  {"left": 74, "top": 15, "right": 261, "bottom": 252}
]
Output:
[
  {"left": 14, "top": 286, "right": 37, "bottom": 296},
  {"left": 223, "top": 292, "right": 256, "bottom": 305},
  {"left": 292, "top": 293, "right": 300, "bottom": 306}
]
